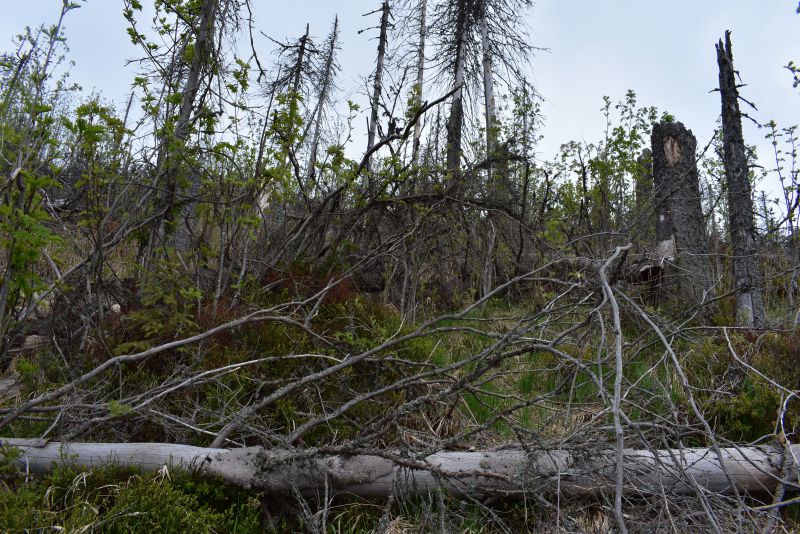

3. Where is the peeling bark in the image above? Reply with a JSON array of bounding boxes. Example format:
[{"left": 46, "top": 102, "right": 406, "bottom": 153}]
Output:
[{"left": 2, "top": 439, "right": 792, "bottom": 500}]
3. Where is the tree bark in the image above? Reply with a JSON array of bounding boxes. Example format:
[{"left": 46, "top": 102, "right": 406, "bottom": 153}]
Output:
[
  {"left": 478, "top": 1, "right": 498, "bottom": 299},
  {"left": 306, "top": 17, "right": 339, "bottom": 191},
  {"left": 292, "top": 25, "right": 310, "bottom": 98},
  {"left": 716, "top": 31, "right": 765, "bottom": 328},
  {"left": 480, "top": 3, "right": 497, "bottom": 164},
  {"left": 411, "top": 0, "right": 427, "bottom": 166},
  {"left": 633, "top": 148, "right": 653, "bottom": 245},
  {"left": 2, "top": 439, "right": 791, "bottom": 499},
  {"left": 445, "top": 1, "right": 468, "bottom": 175},
  {"left": 366, "top": 1, "right": 390, "bottom": 174},
  {"left": 169, "top": 0, "right": 220, "bottom": 253},
  {"left": 651, "top": 121, "right": 716, "bottom": 312}
]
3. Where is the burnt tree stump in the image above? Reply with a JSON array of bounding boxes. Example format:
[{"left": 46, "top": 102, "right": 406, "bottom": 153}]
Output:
[{"left": 651, "top": 121, "right": 716, "bottom": 314}]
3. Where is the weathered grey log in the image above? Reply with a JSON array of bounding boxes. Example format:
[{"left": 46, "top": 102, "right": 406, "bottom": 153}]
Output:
[
  {"left": 2, "top": 438, "right": 793, "bottom": 499},
  {"left": 651, "top": 121, "right": 715, "bottom": 312},
  {"left": 716, "top": 31, "right": 765, "bottom": 328}
]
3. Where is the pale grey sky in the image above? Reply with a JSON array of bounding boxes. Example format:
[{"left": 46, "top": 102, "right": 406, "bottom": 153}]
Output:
[{"left": 2, "top": 1, "right": 799, "bottom": 198}]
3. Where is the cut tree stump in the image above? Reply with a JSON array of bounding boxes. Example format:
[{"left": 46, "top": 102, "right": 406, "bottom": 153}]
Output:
[{"left": 2, "top": 438, "right": 794, "bottom": 499}]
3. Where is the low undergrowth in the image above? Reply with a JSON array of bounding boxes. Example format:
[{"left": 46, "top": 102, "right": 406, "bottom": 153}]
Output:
[
  {"left": 0, "top": 451, "right": 263, "bottom": 533},
  {"left": 3, "top": 279, "right": 800, "bottom": 531}
]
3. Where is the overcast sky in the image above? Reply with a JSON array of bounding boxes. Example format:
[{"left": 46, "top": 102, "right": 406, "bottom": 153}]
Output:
[{"left": 2, "top": 1, "right": 799, "bottom": 198}]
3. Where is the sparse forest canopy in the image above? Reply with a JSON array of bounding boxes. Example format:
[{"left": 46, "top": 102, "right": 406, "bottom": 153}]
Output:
[{"left": 1, "top": 1, "right": 800, "bottom": 532}]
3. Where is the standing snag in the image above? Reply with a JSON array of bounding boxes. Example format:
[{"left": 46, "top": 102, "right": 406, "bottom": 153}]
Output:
[
  {"left": 716, "top": 31, "right": 766, "bottom": 328},
  {"left": 651, "top": 121, "right": 715, "bottom": 312},
  {"left": 444, "top": 0, "right": 470, "bottom": 175},
  {"left": 365, "top": 1, "right": 391, "bottom": 175},
  {"left": 306, "top": 16, "right": 340, "bottom": 190}
]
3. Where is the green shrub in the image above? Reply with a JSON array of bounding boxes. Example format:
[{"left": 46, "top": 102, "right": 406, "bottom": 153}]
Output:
[{"left": 0, "top": 462, "right": 262, "bottom": 533}]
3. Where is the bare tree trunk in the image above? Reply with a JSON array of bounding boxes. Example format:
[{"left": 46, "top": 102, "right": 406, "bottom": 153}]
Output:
[
  {"left": 366, "top": 1, "right": 390, "bottom": 175},
  {"left": 411, "top": 0, "right": 427, "bottom": 166},
  {"left": 716, "top": 31, "right": 765, "bottom": 328},
  {"left": 306, "top": 17, "right": 339, "bottom": 191},
  {"left": 708, "top": 183, "right": 723, "bottom": 287},
  {"left": 292, "top": 25, "right": 310, "bottom": 98},
  {"left": 790, "top": 238, "right": 799, "bottom": 326},
  {"left": 514, "top": 160, "right": 530, "bottom": 278},
  {"left": 279, "top": 24, "right": 309, "bottom": 172},
  {"left": 445, "top": 1, "right": 467, "bottom": 175},
  {"left": 480, "top": 5, "right": 497, "bottom": 164},
  {"left": 651, "top": 121, "right": 716, "bottom": 313},
  {"left": 480, "top": 218, "right": 496, "bottom": 299},
  {"left": 478, "top": 2, "right": 498, "bottom": 298},
  {"left": 167, "top": 0, "right": 219, "bottom": 252},
  {"left": 513, "top": 87, "right": 532, "bottom": 279},
  {"left": 3, "top": 438, "right": 793, "bottom": 500}
]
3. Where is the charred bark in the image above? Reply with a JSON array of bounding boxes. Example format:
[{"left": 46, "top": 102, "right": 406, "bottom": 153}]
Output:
[{"left": 651, "top": 121, "right": 715, "bottom": 313}]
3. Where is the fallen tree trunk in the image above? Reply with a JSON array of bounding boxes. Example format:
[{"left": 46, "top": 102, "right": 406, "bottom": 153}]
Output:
[{"left": 2, "top": 438, "right": 794, "bottom": 499}]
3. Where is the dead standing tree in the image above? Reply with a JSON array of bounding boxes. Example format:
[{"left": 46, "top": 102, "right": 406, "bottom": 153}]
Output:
[
  {"left": 364, "top": 1, "right": 391, "bottom": 177},
  {"left": 411, "top": 0, "right": 428, "bottom": 166},
  {"left": 441, "top": 0, "right": 472, "bottom": 176},
  {"left": 716, "top": 31, "right": 766, "bottom": 328},
  {"left": 305, "top": 17, "right": 340, "bottom": 193},
  {"left": 138, "top": 0, "right": 225, "bottom": 258},
  {"left": 651, "top": 121, "right": 716, "bottom": 314}
]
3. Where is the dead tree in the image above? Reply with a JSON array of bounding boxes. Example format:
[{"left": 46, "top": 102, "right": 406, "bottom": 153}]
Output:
[
  {"left": 651, "top": 121, "right": 716, "bottom": 313},
  {"left": 443, "top": 0, "right": 471, "bottom": 175},
  {"left": 365, "top": 1, "right": 391, "bottom": 174},
  {"left": 155, "top": 0, "right": 222, "bottom": 254},
  {"left": 411, "top": 0, "right": 428, "bottom": 165},
  {"left": 270, "top": 24, "right": 315, "bottom": 146},
  {"left": 478, "top": 0, "right": 498, "bottom": 299},
  {"left": 716, "top": 31, "right": 765, "bottom": 328},
  {"left": 4, "top": 438, "right": 795, "bottom": 500},
  {"left": 266, "top": 24, "right": 316, "bottom": 204},
  {"left": 479, "top": 0, "right": 497, "bottom": 163},
  {"left": 290, "top": 26, "right": 312, "bottom": 103},
  {"left": 306, "top": 17, "right": 340, "bottom": 191}
]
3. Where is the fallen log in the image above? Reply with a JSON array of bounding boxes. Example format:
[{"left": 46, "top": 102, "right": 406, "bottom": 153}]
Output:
[{"left": 1, "top": 438, "right": 794, "bottom": 499}]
